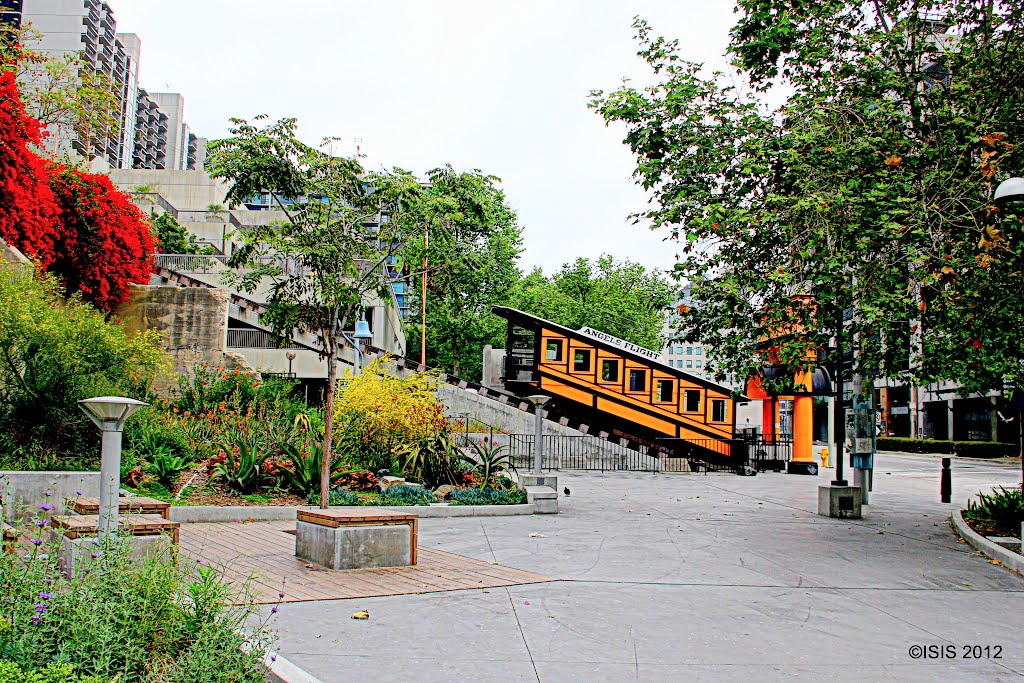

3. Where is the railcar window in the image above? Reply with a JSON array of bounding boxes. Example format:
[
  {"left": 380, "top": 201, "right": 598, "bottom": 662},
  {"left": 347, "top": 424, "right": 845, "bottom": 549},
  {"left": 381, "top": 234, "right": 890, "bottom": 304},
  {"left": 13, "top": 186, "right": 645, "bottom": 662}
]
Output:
[
  {"left": 656, "top": 379, "right": 673, "bottom": 402},
  {"left": 601, "top": 359, "right": 619, "bottom": 382},
  {"left": 545, "top": 339, "right": 563, "bottom": 361},
  {"left": 629, "top": 369, "right": 646, "bottom": 392},
  {"left": 573, "top": 349, "right": 591, "bottom": 372},
  {"left": 712, "top": 399, "right": 727, "bottom": 422},
  {"left": 684, "top": 390, "right": 701, "bottom": 413}
]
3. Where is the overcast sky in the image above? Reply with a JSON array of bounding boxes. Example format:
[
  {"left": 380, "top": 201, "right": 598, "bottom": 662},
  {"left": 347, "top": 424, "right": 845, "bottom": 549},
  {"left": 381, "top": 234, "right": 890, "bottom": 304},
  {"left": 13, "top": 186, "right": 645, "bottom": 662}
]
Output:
[{"left": 112, "top": 0, "right": 739, "bottom": 275}]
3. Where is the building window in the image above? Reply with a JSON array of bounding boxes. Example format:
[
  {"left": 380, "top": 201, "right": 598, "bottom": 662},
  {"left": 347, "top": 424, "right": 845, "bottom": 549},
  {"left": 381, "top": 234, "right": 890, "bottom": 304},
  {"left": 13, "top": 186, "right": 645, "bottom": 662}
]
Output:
[
  {"left": 712, "top": 399, "right": 727, "bottom": 422},
  {"left": 676, "top": 346, "right": 683, "bottom": 354},
  {"left": 686, "top": 360, "right": 693, "bottom": 368},
  {"left": 601, "top": 359, "right": 619, "bottom": 382},
  {"left": 668, "top": 347, "right": 674, "bottom": 355},
  {"left": 546, "top": 339, "right": 563, "bottom": 361},
  {"left": 629, "top": 369, "right": 646, "bottom": 392},
  {"left": 573, "top": 349, "right": 591, "bottom": 372},
  {"left": 656, "top": 379, "right": 673, "bottom": 402},
  {"left": 696, "top": 360, "right": 702, "bottom": 368},
  {"left": 684, "top": 390, "right": 701, "bottom": 413},
  {"left": 696, "top": 348, "right": 702, "bottom": 356},
  {"left": 687, "top": 347, "right": 693, "bottom": 355}
]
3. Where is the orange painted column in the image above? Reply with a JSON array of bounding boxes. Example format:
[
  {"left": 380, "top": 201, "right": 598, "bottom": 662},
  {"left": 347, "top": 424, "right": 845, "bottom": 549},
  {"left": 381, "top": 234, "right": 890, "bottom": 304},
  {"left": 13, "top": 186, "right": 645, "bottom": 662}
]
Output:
[
  {"left": 762, "top": 398, "right": 775, "bottom": 443},
  {"left": 791, "top": 371, "right": 814, "bottom": 464}
]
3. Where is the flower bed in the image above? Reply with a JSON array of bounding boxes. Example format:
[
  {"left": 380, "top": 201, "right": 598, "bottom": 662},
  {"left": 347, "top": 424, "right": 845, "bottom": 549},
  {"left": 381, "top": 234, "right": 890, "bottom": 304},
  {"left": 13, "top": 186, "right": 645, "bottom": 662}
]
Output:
[{"left": 961, "top": 485, "right": 1023, "bottom": 550}]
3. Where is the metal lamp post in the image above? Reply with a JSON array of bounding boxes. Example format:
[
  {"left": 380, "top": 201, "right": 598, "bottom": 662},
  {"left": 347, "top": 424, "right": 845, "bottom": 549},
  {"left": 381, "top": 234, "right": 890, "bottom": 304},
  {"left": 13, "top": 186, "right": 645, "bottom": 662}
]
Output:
[
  {"left": 286, "top": 351, "right": 296, "bottom": 378},
  {"left": 525, "top": 395, "right": 550, "bottom": 475},
  {"left": 353, "top": 315, "right": 373, "bottom": 375},
  {"left": 78, "top": 397, "right": 148, "bottom": 541},
  {"left": 995, "top": 177, "right": 1024, "bottom": 491}
]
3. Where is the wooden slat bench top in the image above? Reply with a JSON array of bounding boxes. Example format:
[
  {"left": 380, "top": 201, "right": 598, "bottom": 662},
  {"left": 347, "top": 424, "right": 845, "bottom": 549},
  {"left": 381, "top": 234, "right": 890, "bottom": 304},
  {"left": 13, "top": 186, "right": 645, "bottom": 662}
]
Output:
[
  {"left": 297, "top": 508, "right": 419, "bottom": 527},
  {"left": 51, "top": 514, "right": 180, "bottom": 542},
  {"left": 68, "top": 496, "right": 170, "bottom": 519}
]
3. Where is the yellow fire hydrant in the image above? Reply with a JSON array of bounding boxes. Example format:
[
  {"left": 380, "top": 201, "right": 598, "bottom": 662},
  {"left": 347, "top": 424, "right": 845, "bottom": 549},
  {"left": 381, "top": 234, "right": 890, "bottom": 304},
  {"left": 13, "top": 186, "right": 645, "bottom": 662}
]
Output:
[{"left": 819, "top": 447, "right": 830, "bottom": 468}]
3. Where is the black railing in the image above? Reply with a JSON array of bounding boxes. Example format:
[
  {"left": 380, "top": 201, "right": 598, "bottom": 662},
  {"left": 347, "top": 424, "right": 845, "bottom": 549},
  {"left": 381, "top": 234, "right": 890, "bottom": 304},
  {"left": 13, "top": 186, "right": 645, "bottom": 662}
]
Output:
[{"left": 745, "top": 436, "right": 793, "bottom": 472}]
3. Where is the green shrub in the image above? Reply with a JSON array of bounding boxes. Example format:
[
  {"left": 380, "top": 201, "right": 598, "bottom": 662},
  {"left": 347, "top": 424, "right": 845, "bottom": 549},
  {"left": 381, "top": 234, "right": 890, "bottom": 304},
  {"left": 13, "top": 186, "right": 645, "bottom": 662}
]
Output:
[
  {"left": 213, "top": 438, "right": 274, "bottom": 493},
  {"left": 964, "top": 486, "right": 1024, "bottom": 535},
  {"left": 0, "top": 271, "right": 166, "bottom": 469},
  {"left": 876, "top": 437, "right": 1017, "bottom": 458},
  {"left": 0, "top": 662, "right": 101, "bottom": 683},
  {"left": 0, "top": 520, "right": 274, "bottom": 682},
  {"left": 460, "top": 440, "right": 516, "bottom": 488},
  {"left": 279, "top": 440, "right": 350, "bottom": 499},
  {"left": 449, "top": 487, "right": 527, "bottom": 506},
  {"left": 307, "top": 488, "right": 362, "bottom": 506},
  {"left": 380, "top": 484, "right": 434, "bottom": 506}
]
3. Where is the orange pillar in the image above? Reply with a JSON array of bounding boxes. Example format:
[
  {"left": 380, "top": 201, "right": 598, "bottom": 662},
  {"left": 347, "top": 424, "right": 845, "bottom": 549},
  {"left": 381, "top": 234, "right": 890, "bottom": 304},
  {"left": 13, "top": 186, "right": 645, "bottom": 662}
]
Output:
[
  {"left": 762, "top": 398, "right": 775, "bottom": 443},
  {"left": 790, "top": 370, "right": 816, "bottom": 473}
]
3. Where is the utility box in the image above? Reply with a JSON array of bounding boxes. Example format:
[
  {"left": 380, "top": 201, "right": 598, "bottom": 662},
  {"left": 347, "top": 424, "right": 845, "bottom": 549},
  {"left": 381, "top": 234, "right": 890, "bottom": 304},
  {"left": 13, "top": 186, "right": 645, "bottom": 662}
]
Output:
[
  {"left": 846, "top": 408, "right": 875, "bottom": 470},
  {"left": 818, "top": 485, "right": 864, "bottom": 519}
]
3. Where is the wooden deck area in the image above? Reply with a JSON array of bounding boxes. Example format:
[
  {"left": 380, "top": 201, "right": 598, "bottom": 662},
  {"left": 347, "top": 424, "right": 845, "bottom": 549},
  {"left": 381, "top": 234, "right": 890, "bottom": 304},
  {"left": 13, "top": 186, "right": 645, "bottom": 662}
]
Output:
[{"left": 179, "top": 520, "right": 552, "bottom": 604}]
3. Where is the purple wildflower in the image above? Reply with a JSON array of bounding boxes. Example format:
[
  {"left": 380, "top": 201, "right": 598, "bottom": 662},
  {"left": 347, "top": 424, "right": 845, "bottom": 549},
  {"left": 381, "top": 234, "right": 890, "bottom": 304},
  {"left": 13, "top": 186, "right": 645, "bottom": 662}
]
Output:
[
  {"left": 30, "top": 538, "right": 42, "bottom": 546},
  {"left": 42, "top": 578, "right": 54, "bottom": 584},
  {"left": 89, "top": 552, "right": 100, "bottom": 559},
  {"left": 270, "top": 654, "right": 277, "bottom": 662},
  {"left": 34, "top": 603, "right": 47, "bottom": 613},
  {"left": 44, "top": 489, "right": 51, "bottom": 497},
  {"left": 75, "top": 489, "right": 83, "bottom": 496},
  {"left": 279, "top": 592, "right": 285, "bottom": 599},
  {"left": 39, "top": 502, "right": 53, "bottom": 512},
  {"left": 31, "top": 615, "right": 41, "bottom": 626},
  {"left": 271, "top": 606, "right": 279, "bottom": 614},
  {"left": 38, "top": 592, "right": 52, "bottom": 600}
]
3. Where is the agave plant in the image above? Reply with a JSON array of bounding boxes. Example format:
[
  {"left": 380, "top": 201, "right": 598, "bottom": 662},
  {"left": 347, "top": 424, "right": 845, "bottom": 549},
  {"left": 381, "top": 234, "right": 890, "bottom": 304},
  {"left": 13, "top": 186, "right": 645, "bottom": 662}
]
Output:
[
  {"left": 213, "top": 438, "right": 274, "bottom": 494},
  {"left": 278, "top": 440, "right": 351, "bottom": 499},
  {"left": 148, "top": 445, "right": 190, "bottom": 490},
  {"left": 397, "top": 433, "right": 464, "bottom": 488},
  {"left": 461, "top": 439, "right": 515, "bottom": 489}
]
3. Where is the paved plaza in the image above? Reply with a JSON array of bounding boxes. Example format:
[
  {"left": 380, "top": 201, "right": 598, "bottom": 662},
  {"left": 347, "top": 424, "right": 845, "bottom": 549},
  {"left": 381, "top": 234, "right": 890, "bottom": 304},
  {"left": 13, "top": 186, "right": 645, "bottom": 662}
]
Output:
[{"left": 270, "top": 454, "right": 1024, "bottom": 682}]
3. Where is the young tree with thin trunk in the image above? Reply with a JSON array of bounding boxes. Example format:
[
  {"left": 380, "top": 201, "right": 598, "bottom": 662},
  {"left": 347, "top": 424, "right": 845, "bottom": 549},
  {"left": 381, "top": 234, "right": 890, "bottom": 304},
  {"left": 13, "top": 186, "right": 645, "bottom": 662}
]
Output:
[{"left": 207, "top": 116, "right": 422, "bottom": 508}]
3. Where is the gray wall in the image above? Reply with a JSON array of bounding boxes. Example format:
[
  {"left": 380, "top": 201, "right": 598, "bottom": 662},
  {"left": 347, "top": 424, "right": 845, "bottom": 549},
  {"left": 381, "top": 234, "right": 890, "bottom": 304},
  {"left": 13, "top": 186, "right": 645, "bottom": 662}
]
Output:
[{"left": 1, "top": 471, "right": 100, "bottom": 522}]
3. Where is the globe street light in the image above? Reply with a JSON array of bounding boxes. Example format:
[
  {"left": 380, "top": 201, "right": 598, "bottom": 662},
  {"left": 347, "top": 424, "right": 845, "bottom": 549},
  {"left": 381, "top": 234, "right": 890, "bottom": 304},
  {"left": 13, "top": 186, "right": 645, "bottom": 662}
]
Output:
[
  {"left": 78, "top": 396, "right": 148, "bottom": 541},
  {"left": 994, "top": 177, "right": 1024, "bottom": 205},
  {"left": 525, "top": 395, "right": 551, "bottom": 475}
]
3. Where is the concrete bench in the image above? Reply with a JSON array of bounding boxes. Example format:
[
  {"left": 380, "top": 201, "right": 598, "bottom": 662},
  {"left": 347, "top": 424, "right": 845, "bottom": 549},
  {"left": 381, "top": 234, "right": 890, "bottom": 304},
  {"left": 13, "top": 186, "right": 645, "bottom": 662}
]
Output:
[
  {"left": 68, "top": 495, "right": 171, "bottom": 520},
  {"left": 295, "top": 508, "right": 418, "bottom": 570},
  {"left": 524, "top": 486, "right": 558, "bottom": 514},
  {"left": 49, "top": 513, "right": 181, "bottom": 578}
]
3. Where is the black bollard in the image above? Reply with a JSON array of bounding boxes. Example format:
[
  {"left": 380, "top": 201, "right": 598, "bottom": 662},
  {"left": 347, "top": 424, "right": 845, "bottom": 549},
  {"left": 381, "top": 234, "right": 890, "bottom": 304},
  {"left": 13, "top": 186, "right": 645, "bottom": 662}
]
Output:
[{"left": 940, "top": 457, "right": 952, "bottom": 504}]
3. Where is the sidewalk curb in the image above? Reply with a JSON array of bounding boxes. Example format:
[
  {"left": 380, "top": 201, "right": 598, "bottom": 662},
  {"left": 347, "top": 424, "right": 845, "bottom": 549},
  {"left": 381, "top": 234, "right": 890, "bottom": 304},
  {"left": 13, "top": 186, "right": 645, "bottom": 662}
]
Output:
[
  {"left": 950, "top": 509, "right": 1024, "bottom": 575},
  {"left": 264, "top": 650, "right": 323, "bottom": 683},
  {"left": 876, "top": 451, "right": 1021, "bottom": 465}
]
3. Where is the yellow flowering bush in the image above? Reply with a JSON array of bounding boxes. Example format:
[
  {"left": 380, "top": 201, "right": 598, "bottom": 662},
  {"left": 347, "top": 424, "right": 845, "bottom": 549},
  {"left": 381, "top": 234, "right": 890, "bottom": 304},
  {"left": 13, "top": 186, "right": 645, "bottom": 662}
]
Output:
[{"left": 333, "top": 356, "right": 449, "bottom": 472}]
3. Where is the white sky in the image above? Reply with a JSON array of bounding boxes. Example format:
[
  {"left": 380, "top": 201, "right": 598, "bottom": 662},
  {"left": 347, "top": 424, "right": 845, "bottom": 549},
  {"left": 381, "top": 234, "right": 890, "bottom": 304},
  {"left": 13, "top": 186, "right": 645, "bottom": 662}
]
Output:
[{"left": 111, "top": 0, "right": 739, "bottom": 275}]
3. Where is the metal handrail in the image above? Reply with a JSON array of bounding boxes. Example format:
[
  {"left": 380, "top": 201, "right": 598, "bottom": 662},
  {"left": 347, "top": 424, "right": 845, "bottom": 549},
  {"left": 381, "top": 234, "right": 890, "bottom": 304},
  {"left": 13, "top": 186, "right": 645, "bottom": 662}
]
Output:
[{"left": 153, "top": 253, "right": 227, "bottom": 274}]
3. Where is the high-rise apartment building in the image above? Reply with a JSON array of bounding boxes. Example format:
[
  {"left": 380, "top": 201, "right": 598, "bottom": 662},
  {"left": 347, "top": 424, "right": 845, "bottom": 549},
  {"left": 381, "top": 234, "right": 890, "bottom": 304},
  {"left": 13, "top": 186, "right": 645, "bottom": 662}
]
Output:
[{"left": 12, "top": 0, "right": 203, "bottom": 170}]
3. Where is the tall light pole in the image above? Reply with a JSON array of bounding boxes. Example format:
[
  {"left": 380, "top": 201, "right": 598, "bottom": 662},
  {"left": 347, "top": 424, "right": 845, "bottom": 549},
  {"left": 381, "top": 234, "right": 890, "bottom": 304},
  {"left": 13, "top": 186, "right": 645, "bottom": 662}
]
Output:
[
  {"left": 421, "top": 225, "right": 428, "bottom": 366},
  {"left": 525, "top": 395, "right": 550, "bottom": 475},
  {"left": 78, "top": 397, "right": 148, "bottom": 542},
  {"left": 995, "top": 176, "right": 1024, "bottom": 490}
]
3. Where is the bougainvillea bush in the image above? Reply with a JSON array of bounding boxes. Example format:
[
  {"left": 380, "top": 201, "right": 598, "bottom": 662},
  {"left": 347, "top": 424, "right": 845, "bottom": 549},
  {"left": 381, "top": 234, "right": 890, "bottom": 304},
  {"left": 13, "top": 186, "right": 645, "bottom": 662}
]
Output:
[{"left": 0, "top": 57, "right": 155, "bottom": 311}]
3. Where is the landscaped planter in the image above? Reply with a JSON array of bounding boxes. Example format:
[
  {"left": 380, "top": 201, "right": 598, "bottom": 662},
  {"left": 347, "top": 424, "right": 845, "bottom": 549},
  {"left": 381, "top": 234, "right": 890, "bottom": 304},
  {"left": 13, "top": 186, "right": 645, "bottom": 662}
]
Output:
[{"left": 0, "top": 471, "right": 99, "bottom": 521}]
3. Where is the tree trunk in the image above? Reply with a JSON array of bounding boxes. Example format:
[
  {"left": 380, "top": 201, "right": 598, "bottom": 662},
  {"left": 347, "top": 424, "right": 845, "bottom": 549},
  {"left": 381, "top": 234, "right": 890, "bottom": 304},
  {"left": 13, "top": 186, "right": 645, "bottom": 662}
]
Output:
[{"left": 320, "top": 347, "right": 338, "bottom": 510}]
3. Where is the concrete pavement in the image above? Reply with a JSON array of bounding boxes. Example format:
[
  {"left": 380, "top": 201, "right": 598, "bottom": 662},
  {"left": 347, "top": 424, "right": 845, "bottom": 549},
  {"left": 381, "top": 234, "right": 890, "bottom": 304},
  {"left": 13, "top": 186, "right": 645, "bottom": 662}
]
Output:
[{"left": 271, "top": 454, "right": 1024, "bottom": 682}]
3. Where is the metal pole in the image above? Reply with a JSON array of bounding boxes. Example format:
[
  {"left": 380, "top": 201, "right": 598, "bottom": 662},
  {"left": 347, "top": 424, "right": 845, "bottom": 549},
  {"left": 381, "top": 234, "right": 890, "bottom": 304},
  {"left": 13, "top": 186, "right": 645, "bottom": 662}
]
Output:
[
  {"left": 833, "top": 309, "right": 848, "bottom": 487},
  {"left": 940, "top": 457, "right": 952, "bottom": 504},
  {"left": 98, "top": 428, "right": 122, "bottom": 541},
  {"left": 534, "top": 406, "right": 544, "bottom": 475}
]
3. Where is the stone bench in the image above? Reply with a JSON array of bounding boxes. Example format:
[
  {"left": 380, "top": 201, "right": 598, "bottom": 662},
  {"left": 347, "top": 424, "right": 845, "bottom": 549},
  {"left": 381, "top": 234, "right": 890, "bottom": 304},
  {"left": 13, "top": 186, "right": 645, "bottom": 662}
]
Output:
[
  {"left": 295, "top": 508, "right": 418, "bottom": 570},
  {"left": 67, "top": 495, "right": 171, "bottom": 520},
  {"left": 524, "top": 486, "right": 558, "bottom": 514},
  {"left": 49, "top": 513, "right": 181, "bottom": 578}
]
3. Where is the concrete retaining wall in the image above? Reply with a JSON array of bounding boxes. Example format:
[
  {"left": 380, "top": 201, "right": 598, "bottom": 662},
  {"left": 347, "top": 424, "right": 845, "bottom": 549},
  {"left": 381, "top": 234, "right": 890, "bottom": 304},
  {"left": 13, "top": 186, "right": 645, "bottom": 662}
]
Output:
[
  {"left": 951, "top": 509, "right": 1024, "bottom": 574},
  {"left": 438, "top": 384, "right": 587, "bottom": 437},
  {"left": 170, "top": 502, "right": 542, "bottom": 523},
  {"left": 1, "top": 471, "right": 99, "bottom": 521}
]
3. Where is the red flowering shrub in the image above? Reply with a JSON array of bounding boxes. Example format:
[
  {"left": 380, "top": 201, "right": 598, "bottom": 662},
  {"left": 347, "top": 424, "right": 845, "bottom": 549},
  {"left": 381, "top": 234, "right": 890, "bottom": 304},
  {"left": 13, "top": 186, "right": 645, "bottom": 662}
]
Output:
[
  {"left": 0, "top": 68, "right": 60, "bottom": 262},
  {"left": 0, "top": 61, "right": 155, "bottom": 311},
  {"left": 46, "top": 166, "right": 155, "bottom": 310}
]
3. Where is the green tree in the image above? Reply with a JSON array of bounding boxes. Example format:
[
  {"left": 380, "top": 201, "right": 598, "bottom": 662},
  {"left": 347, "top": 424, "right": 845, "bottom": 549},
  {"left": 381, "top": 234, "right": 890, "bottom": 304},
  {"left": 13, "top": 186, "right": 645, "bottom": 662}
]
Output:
[
  {"left": 0, "top": 268, "right": 167, "bottom": 468},
  {"left": 590, "top": 6, "right": 1024, "bottom": 395},
  {"left": 511, "top": 255, "right": 674, "bottom": 351},
  {"left": 206, "top": 115, "right": 422, "bottom": 508},
  {"left": 402, "top": 165, "right": 523, "bottom": 379},
  {"left": 152, "top": 212, "right": 201, "bottom": 255}
]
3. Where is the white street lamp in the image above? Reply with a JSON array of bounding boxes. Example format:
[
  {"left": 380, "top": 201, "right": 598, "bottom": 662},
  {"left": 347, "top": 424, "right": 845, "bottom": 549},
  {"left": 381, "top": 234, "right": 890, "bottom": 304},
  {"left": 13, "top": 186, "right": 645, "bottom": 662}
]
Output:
[
  {"left": 525, "top": 395, "right": 551, "bottom": 475},
  {"left": 995, "top": 177, "right": 1024, "bottom": 205},
  {"left": 78, "top": 396, "right": 148, "bottom": 541},
  {"left": 353, "top": 314, "right": 373, "bottom": 374}
]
